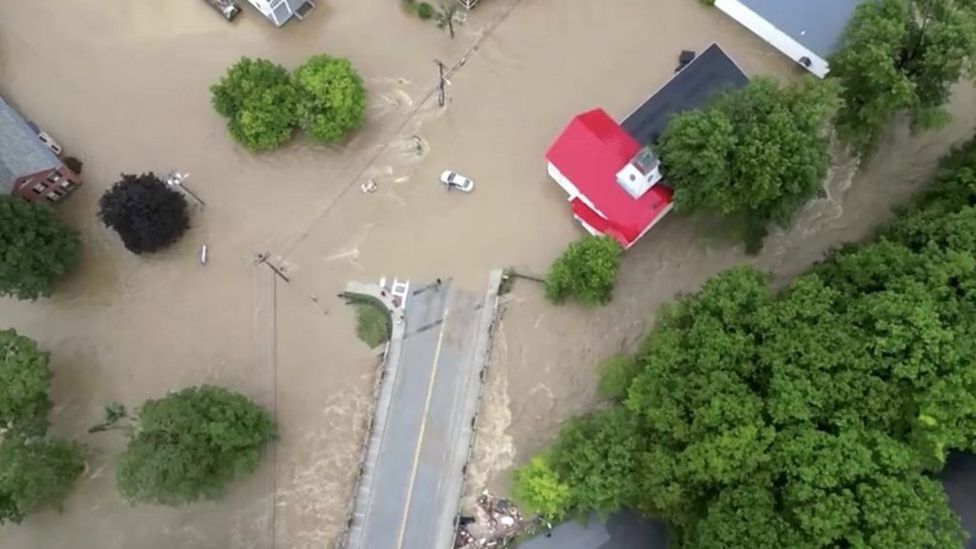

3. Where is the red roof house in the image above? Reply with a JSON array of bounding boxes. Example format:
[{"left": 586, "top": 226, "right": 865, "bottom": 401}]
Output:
[{"left": 545, "top": 109, "right": 673, "bottom": 249}]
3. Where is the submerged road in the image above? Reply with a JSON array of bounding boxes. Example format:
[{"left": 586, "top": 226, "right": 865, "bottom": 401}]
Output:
[{"left": 346, "top": 274, "right": 501, "bottom": 549}]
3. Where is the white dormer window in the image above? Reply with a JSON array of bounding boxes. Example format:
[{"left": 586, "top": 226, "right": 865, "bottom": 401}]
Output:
[{"left": 616, "top": 146, "right": 662, "bottom": 198}]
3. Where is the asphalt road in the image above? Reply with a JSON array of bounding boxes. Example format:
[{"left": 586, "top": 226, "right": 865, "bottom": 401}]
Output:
[{"left": 352, "top": 280, "right": 487, "bottom": 549}]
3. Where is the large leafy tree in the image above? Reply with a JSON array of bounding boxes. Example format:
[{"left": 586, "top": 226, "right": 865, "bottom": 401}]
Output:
[
  {"left": 0, "top": 195, "right": 80, "bottom": 300},
  {"left": 293, "top": 54, "right": 367, "bottom": 144},
  {"left": 98, "top": 173, "right": 190, "bottom": 255},
  {"left": 211, "top": 57, "right": 298, "bottom": 151},
  {"left": 0, "top": 436, "right": 85, "bottom": 525},
  {"left": 830, "top": 0, "right": 976, "bottom": 153},
  {"left": 0, "top": 329, "right": 52, "bottom": 436},
  {"left": 514, "top": 135, "right": 976, "bottom": 547},
  {"left": 658, "top": 77, "right": 839, "bottom": 251},
  {"left": 116, "top": 385, "right": 276, "bottom": 506},
  {"left": 0, "top": 330, "right": 84, "bottom": 525},
  {"left": 545, "top": 235, "right": 622, "bottom": 306}
]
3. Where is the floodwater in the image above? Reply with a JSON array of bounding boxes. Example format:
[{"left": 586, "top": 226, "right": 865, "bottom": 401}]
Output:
[{"left": 0, "top": 1, "right": 973, "bottom": 549}]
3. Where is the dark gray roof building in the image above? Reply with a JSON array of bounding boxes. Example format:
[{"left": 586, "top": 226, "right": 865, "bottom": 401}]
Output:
[
  {"left": 0, "top": 95, "right": 60, "bottom": 195},
  {"left": 714, "top": 0, "right": 866, "bottom": 77},
  {"left": 519, "top": 512, "right": 668, "bottom": 549}
]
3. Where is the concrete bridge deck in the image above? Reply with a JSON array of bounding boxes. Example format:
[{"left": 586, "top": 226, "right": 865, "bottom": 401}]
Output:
[{"left": 344, "top": 271, "right": 502, "bottom": 549}]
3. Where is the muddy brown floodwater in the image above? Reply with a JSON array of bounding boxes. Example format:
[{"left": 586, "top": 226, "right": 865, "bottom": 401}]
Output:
[{"left": 0, "top": 0, "right": 974, "bottom": 548}]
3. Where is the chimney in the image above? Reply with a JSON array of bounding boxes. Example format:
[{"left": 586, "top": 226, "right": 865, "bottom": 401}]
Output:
[{"left": 616, "top": 146, "right": 662, "bottom": 198}]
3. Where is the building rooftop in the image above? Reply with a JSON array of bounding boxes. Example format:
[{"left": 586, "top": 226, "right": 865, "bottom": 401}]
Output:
[
  {"left": 0, "top": 96, "right": 59, "bottom": 194},
  {"left": 546, "top": 109, "right": 673, "bottom": 248},
  {"left": 736, "top": 0, "right": 863, "bottom": 59},
  {"left": 520, "top": 512, "right": 668, "bottom": 549},
  {"left": 621, "top": 43, "right": 748, "bottom": 146}
]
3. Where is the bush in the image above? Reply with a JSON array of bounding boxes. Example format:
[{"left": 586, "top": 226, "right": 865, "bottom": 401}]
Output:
[
  {"left": 545, "top": 236, "right": 621, "bottom": 306},
  {"left": 210, "top": 57, "right": 298, "bottom": 151},
  {"left": 0, "top": 195, "right": 80, "bottom": 300},
  {"left": 354, "top": 303, "right": 390, "bottom": 348},
  {"left": 98, "top": 173, "right": 190, "bottom": 254},
  {"left": 293, "top": 54, "right": 367, "bottom": 144},
  {"left": 416, "top": 2, "right": 434, "bottom": 19},
  {"left": 512, "top": 456, "right": 573, "bottom": 521},
  {"left": 0, "top": 436, "right": 85, "bottom": 525},
  {"left": 116, "top": 385, "right": 276, "bottom": 505},
  {"left": 0, "top": 329, "right": 52, "bottom": 436},
  {"left": 597, "top": 355, "right": 639, "bottom": 402}
]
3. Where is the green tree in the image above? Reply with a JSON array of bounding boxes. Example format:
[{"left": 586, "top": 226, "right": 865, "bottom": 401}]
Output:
[
  {"left": 0, "top": 196, "right": 80, "bottom": 300},
  {"left": 116, "top": 385, "right": 276, "bottom": 506},
  {"left": 292, "top": 54, "right": 367, "bottom": 144},
  {"left": 0, "top": 436, "right": 85, "bottom": 525},
  {"left": 210, "top": 57, "right": 298, "bottom": 151},
  {"left": 0, "top": 329, "right": 52, "bottom": 436},
  {"left": 659, "top": 77, "right": 839, "bottom": 251},
  {"left": 511, "top": 455, "right": 573, "bottom": 520},
  {"left": 545, "top": 235, "right": 622, "bottom": 306},
  {"left": 434, "top": 3, "right": 462, "bottom": 38},
  {"left": 830, "top": 0, "right": 976, "bottom": 153}
]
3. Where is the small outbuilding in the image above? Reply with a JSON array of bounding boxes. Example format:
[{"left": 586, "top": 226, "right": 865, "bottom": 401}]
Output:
[
  {"left": 714, "top": 0, "right": 866, "bottom": 77},
  {"left": 244, "top": 0, "right": 315, "bottom": 26}
]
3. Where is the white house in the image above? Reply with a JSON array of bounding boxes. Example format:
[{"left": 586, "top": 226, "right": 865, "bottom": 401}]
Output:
[
  {"left": 244, "top": 0, "right": 314, "bottom": 27},
  {"left": 714, "top": 0, "right": 865, "bottom": 77}
]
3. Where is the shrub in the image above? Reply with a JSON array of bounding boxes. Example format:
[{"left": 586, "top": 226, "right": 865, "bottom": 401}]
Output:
[
  {"left": 545, "top": 236, "right": 622, "bottom": 306},
  {"left": 416, "top": 2, "right": 435, "bottom": 19},
  {"left": 512, "top": 456, "right": 573, "bottom": 521},
  {"left": 0, "top": 196, "right": 80, "bottom": 300},
  {"left": 98, "top": 173, "right": 190, "bottom": 254},
  {"left": 293, "top": 54, "right": 367, "bottom": 144},
  {"left": 597, "top": 355, "right": 639, "bottom": 402}
]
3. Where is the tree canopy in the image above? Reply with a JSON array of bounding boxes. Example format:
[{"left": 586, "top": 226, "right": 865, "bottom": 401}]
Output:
[
  {"left": 116, "top": 385, "right": 276, "bottom": 506},
  {"left": 0, "top": 195, "right": 80, "bottom": 300},
  {"left": 514, "top": 136, "right": 976, "bottom": 547},
  {"left": 545, "top": 235, "right": 622, "bottom": 306},
  {"left": 0, "top": 436, "right": 84, "bottom": 525},
  {"left": 658, "top": 77, "right": 839, "bottom": 251},
  {"left": 293, "top": 54, "right": 367, "bottom": 144},
  {"left": 98, "top": 173, "right": 190, "bottom": 255},
  {"left": 829, "top": 0, "right": 976, "bottom": 153},
  {"left": 0, "top": 330, "right": 84, "bottom": 525},
  {"left": 211, "top": 57, "right": 298, "bottom": 151},
  {"left": 0, "top": 329, "right": 52, "bottom": 436}
]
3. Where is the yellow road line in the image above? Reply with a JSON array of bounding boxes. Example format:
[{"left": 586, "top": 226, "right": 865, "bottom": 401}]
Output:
[{"left": 395, "top": 305, "right": 450, "bottom": 549}]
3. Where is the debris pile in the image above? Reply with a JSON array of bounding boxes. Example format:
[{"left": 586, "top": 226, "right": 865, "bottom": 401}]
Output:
[{"left": 454, "top": 490, "right": 540, "bottom": 548}]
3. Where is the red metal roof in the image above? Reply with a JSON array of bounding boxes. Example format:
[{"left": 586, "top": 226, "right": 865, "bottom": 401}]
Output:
[{"left": 545, "top": 109, "right": 674, "bottom": 247}]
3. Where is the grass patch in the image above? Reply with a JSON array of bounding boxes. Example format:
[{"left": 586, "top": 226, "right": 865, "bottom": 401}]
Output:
[{"left": 354, "top": 303, "right": 391, "bottom": 348}]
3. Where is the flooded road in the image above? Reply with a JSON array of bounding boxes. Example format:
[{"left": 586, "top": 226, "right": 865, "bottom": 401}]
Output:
[{"left": 1, "top": 0, "right": 974, "bottom": 548}]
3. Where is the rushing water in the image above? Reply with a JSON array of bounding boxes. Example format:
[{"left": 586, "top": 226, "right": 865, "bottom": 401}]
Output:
[{"left": 1, "top": 1, "right": 974, "bottom": 548}]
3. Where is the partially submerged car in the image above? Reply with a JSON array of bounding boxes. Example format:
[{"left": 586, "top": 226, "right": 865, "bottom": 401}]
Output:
[
  {"left": 440, "top": 170, "right": 474, "bottom": 192},
  {"left": 202, "top": 0, "right": 242, "bottom": 21}
]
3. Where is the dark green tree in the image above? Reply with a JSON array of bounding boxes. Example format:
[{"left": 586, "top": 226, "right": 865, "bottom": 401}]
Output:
[
  {"left": 210, "top": 57, "right": 298, "bottom": 151},
  {"left": 98, "top": 173, "right": 190, "bottom": 255},
  {"left": 545, "top": 235, "right": 622, "bottom": 306},
  {"left": 658, "top": 77, "right": 839, "bottom": 251},
  {"left": 292, "top": 54, "right": 367, "bottom": 144},
  {"left": 0, "top": 329, "right": 52, "bottom": 436},
  {"left": 0, "top": 436, "right": 85, "bottom": 525},
  {"left": 830, "top": 0, "right": 976, "bottom": 153},
  {"left": 0, "top": 195, "right": 80, "bottom": 300},
  {"left": 116, "top": 385, "right": 276, "bottom": 506}
]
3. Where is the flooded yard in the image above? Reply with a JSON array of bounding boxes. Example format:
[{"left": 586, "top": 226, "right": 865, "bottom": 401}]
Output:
[{"left": 1, "top": 0, "right": 974, "bottom": 548}]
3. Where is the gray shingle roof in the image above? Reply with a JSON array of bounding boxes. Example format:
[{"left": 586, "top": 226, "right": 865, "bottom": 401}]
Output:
[
  {"left": 738, "top": 0, "right": 865, "bottom": 58},
  {"left": 0, "top": 96, "right": 59, "bottom": 194}
]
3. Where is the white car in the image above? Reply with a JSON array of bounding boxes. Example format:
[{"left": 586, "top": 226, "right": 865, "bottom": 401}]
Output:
[{"left": 440, "top": 170, "right": 474, "bottom": 192}]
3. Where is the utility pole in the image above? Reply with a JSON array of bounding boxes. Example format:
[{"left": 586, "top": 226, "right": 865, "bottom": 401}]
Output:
[{"left": 434, "top": 59, "right": 447, "bottom": 107}]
